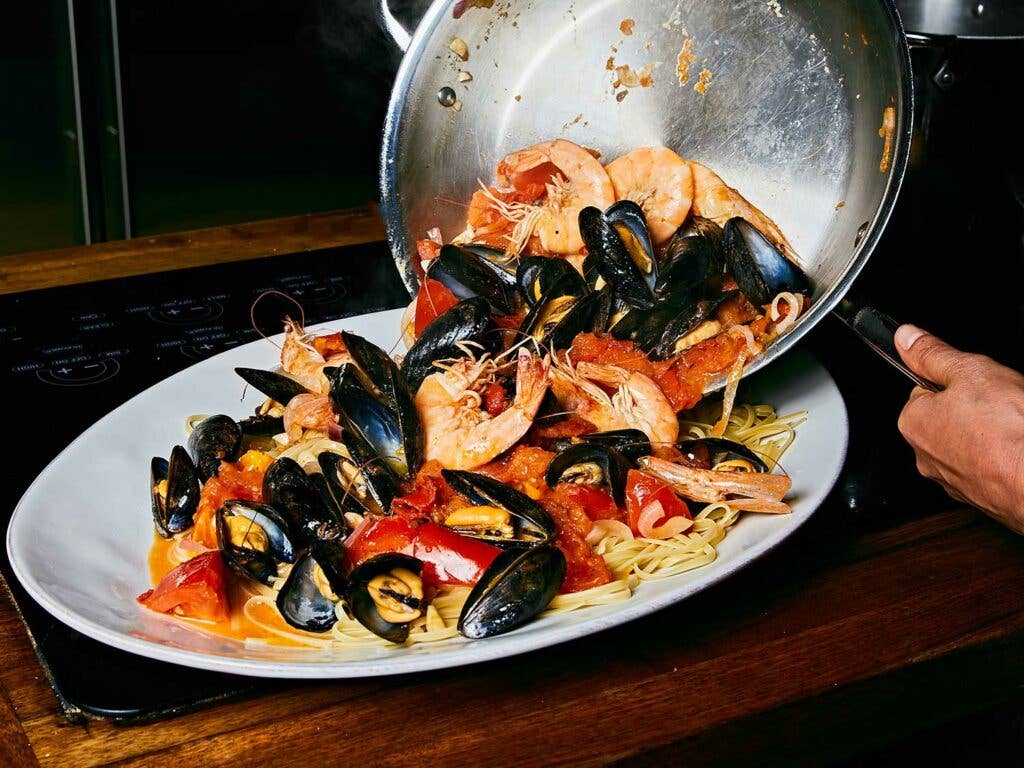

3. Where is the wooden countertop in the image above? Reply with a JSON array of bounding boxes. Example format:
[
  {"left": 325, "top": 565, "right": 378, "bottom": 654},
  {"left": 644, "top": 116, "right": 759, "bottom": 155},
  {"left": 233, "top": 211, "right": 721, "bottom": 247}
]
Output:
[{"left": 2, "top": 209, "right": 1023, "bottom": 767}]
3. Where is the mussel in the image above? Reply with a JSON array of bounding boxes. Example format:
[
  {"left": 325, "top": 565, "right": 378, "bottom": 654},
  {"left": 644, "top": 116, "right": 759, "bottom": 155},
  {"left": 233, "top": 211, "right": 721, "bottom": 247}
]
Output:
[
  {"left": 656, "top": 216, "right": 726, "bottom": 306},
  {"left": 544, "top": 443, "right": 633, "bottom": 506},
  {"left": 328, "top": 363, "right": 418, "bottom": 482},
  {"left": 440, "top": 470, "right": 556, "bottom": 546},
  {"left": 262, "top": 457, "right": 347, "bottom": 546},
  {"left": 186, "top": 414, "right": 242, "bottom": 480},
  {"left": 426, "top": 244, "right": 518, "bottom": 315},
  {"left": 400, "top": 297, "right": 492, "bottom": 392},
  {"left": 516, "top": 256, "right": 587, "bottom": 308},
  {"left": 520, "top": 282, "right": 603, "bottom": 350},
  {"left": 724, "top": 217, "right": 809, "bottom": 307},
  {"left": 216, "top": 500, "right": 296, "bottom": 585},
  {"left": 318, "top": 449, "right": 394, "bottom": 518},
  {"left": 458, "top": 544, "right": 566, "bottom": 639},
  {"left": 234, "top": 367, "right": 309, "bottom": 407},
  {"left": 346, "top": 553, "right": 426, "bottom": 644},
  {"left": 150, "top": 446, "right": 201, "bottom": 537},
  {"left": 648, "top": 292, "right": 737, "bottom": 360},
  {"left": 578, "top": 202, "right": 658, "bottom": 310},
  {"left": 276, "top": 551, "right": 339, "bottom": 632},
  {"left": 677, "top": 437, "right": 769, "bottom": 473},
  {"left": 547, "top": 429, "right": 652, "bottom": 465}
]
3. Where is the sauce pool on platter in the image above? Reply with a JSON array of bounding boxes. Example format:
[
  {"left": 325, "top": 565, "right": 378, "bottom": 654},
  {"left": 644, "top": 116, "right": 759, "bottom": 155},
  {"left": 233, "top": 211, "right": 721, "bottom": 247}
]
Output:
[{"left": 139, "top": 140, "right": 807, "bottom": 649}]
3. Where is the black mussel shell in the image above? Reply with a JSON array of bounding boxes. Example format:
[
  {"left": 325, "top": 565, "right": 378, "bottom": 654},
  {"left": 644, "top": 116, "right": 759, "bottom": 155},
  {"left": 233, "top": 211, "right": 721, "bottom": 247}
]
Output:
[
  {"left": 544, "top": 443, "right": 632, "bottom": 507},
  {"left": 262, "top": 457, "right": 346, "bottom": 546},
  {"left": 649, "top": 291, "right": 737, "bottom": 360},
  {"left": 677, "top": 437, "right": 769, "bottom": 473},
  {"left": 318, "top": 450, "right": 394, "bottom": 518},
  {"left": 516, "top": 257, "right": 586, "bottom": 308},
  {"left": 657, "top": 216, "right": 726, "bottom": 305},
  {"left": 579, "top": 206, "right": 657, "bottom": 310},
  {"left": 150, "top": 446, "right": 201, "bottom": 538},
  {"left": 608, "top": 305, "right": 656, "bottom": 343},
  {"left": 234, "top": 368, "right": 309, "bottom": 406},
  {"left": 276, "top": 552, "right": 338, "bottom": 632},
  {"left": 186, "top": 414, "right": 242, "bottom": 481},
  {"left": 458, "top": 545, "right": 566, "bottom": 639},
  {"left": 340, "top": 331, "right": 423, "bottom": 477},
  {"left": 548, "top": 429, "right": 652, "bottom": 466},
  {"left": 238, "top": 413, "right": 285, "bottom": 438},
  {"left": 519, "top": 282, "right": 601, "bottom": 351},
  {"left": 308, "top": 471, "right": 352, "bottom": 535},
  {"left": 216, "top": 500, "right": 296, "bottom": 585},
  {"left": 441, "top": 470, "right": 555, "bottom": 546},
  {"left": 606, "top": 200, "right": 657, "bottom": 285},
  {"left": 724, "top": 217, "right": 809, "bottom": 307},
  {"left": 346, "top": 553, "right": 426, "bottom": 644},
  {"left": 328, "top": 364, "right": 413, "bottom": 481},
  {"left": 400, "top": 297, "right": 492, "bottom": 392},
  {"left": 426, "top": 244, "right": 518, "bottom": 315},
  {"left": 461, "top": 243, "right": 520, "bottom": 277}
]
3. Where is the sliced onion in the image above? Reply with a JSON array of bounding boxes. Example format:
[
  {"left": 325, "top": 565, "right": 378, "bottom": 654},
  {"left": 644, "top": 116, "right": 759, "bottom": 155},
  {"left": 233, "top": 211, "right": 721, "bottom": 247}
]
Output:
[
  {"left": 712, "top": 351, "right": 748, "bottom": 437},
  {"left": 637, "top": 500, "right": 694, "bottom": 540},
  {"left": 586, "top": 519, "right": 634, "bottom": 545},
  {"left": 770, "top": 292, "right": 801, "bottom": 336},
  {"left": 327, "top": 420, "right": 344, "bottom": 442},
  {"left": 400, "top": 297, "right": 418, "bottom": 350},
  {"left": 732, "top": 324, "right": 762, "bottom": 356},
  {"left": 426, "top": 227, "right": 443, "bottom": 245}
]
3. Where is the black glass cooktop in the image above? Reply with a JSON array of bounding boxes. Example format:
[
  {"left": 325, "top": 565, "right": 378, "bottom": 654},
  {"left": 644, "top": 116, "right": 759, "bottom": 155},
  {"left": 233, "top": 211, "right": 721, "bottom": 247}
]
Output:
[{"left": 0, "top": 240, "right": 409, "bottom": 722}]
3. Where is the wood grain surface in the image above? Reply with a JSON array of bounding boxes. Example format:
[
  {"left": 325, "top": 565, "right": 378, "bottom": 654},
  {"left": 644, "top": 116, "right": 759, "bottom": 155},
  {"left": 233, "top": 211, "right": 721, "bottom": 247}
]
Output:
[{"left": 1, "top": 211, "right": 1022, "bottom": 767}]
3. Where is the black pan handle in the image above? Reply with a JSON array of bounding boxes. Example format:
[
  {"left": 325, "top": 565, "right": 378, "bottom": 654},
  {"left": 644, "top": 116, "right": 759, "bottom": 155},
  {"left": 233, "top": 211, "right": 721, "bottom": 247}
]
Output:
[{"left": 832, "top": 298, "right": 942, "bottom": 393}]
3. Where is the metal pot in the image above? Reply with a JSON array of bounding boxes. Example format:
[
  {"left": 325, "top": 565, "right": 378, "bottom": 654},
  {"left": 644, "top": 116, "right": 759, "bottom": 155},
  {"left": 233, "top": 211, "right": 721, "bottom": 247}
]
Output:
[{"left": 377, "top": 0, "right": 918, "bottom": 390}]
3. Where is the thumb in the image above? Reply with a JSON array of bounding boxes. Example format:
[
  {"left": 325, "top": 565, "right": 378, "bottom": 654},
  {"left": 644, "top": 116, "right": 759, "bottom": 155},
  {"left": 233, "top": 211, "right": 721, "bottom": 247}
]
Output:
[{"left": 894, "top": 324, "right": 965, "bottom": 387}]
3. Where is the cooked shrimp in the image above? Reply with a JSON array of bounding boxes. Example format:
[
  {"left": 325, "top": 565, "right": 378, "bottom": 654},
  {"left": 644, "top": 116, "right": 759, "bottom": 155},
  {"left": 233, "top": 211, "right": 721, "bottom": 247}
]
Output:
[
  {"left": 550, "top": 359, "right": 679, "bottom": 447},
  {"left": 605, "top": 146, "right": 694, "bottom": 245},
  {"left": 465, "top": 139, "right": 615, "bottom": 255},
  {"left": 282, "top": 394, "right": 336, "bottom": 443},
  {"left": 688, "top": 161, "right": 796, "bottom": 258},
  {"left": 415, "top": 349, "right": 550, "bottom": 470},
  {"left": 640, "top": 456, "right": 792, "bottom": 514},
  {"left": 281, "top": 320, "right": 351, "bottom": 394}
]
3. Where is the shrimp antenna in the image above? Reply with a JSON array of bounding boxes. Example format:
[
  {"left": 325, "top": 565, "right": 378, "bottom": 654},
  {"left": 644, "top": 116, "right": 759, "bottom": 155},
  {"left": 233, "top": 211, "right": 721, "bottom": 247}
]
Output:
[{"left": 250, "top": 290, "right": 306, "bottom": 351}]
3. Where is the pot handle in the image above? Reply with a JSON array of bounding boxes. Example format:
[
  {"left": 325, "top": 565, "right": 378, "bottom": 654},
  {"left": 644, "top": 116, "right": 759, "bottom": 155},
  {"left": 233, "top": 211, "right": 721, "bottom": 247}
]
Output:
[
  {"left": 377, "top": 0, "right": 412, "bottom": 52},
  {"left": 832, "top": 299, "right": 942, "bottom": 393}
]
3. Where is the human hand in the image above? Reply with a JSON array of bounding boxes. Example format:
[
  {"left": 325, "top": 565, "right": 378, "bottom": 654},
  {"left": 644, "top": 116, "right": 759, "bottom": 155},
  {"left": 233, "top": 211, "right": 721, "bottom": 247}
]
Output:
[{"left": 895, "top": 325, "right": 1024, "bottom": 534}]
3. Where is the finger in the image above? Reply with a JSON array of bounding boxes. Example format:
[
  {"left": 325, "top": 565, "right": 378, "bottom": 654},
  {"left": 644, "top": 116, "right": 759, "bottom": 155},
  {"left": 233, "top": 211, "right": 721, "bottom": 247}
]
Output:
[{"left": 894, "top": 325, "right": 968, "bottom": 388}]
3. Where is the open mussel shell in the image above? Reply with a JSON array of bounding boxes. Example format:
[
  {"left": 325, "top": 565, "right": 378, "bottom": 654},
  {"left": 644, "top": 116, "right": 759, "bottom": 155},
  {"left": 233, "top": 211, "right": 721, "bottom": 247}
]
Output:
[
  {"left": 441, "top": 470, "right": 556, "bottom": 546},
  {"left": 606, "top": 200, "right": 656, "bottom": 279},
  {"left": 328, "top": 363, "right": 416, "bottom": 481},
  {"left": 426, "top": 244, "right": 518, "bottom": 315},
  {"left": 656, "top": 216, "right": 726, "bottom": 305},
  {"left": 547, "top": 429, "right": 652, "bottom": 467},
  {"left": 186, "top": 414, "right": 242, "bottom": 481},
  {"left": 400, "top": 297, "right": 491, "bottom": 392},
  {"left": 648, "top": 291, "right": 737, "bottom": 360},
  {"left": 216, "top": 500, "right": 296, "bottom": 585},
  {"left": 318, "top": 450, "right": 393, "bottom": 518},
  {"left": 724, "top": 217, "right": 809, "bottom": 307},
  {"left": 346, "top": 553, "right": 426, "bottom": 644},
  {"left": 150, "top": 446, "right": 201, "bottom": 538},
  {"left": 458, "top": 544, "right": 566, "bottom": 639},
  {"left": 579, "top": 203, "right": 657, "bottom": 310},
  {"left": 519, "top": 281, "right": 602, "bottom": 350},
  {"left": 234, "top": 367, "right": 309, "bottom": 407},
  {"left": 461, "top": 243, "right": 520, "bottom": 277},
  {"left": 516, "top": 257, "right": 586, "bottom": 308},
  {"left": 677, "top": 437, "right": 769, "bottom": 473},
  {"left": 237, "top": 414, "right": 285, "bottom": 438},
  {"left": 262, "top": 457, "right": 347, "bottom": 546},
  {"left": 544, "top": 443, "right": 632, "bottom": 507},
  {"left": 276, "top": 551, "right": 338, "bottom": 633}
]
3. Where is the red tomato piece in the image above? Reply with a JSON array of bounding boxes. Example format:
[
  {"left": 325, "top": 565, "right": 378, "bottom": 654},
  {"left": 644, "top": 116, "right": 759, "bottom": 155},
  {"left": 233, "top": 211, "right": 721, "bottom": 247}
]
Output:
[
  {"left": 414, "top": 279, "right": 460, "bottom": 336},
  {"left": 416, "top": 238, "right": 442, "bottom": 264},
  {"left": 137, "top": 551, "right": 230, "bottom": 623},
  {"left": 312, "top": 332, "right": 347, "bottom": 359},
  {"left": 391, "top": 475, "right": 444, "bottom": 522},
  {"left": 554, "top": 484, "right": 624, "bottom": 523},
  {"left": 624, "top": 470, "right": 691, "bottom": 536},
  {"left": 483, "top": 381, "right": 510, "bottom": 416},
  {"left": 408, "top": 523, "right": 500, "bottom": 588},
  {"left": 345, "top": 517, "right": 418, "bottom": 568}
]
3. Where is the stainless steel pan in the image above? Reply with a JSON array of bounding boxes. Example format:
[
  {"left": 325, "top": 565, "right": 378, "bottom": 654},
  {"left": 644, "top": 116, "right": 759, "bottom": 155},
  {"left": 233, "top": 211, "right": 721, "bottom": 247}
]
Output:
[{"left": 376, "top": 0, "right": 919, "bottom": 391}]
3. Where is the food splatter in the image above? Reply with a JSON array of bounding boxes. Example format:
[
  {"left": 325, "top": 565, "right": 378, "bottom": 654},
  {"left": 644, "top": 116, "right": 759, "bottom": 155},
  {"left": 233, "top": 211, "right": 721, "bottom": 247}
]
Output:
[
  {"left": 450, "top": 37, "right": 469, "bottom": 61},
  {"left": 620, "top": 18, "right": 635, "bottom": 35},
  {"left": 695, "top": 68, "right": 713, "bottom": 94},
  {"left": 676, "top": 38, "right": 695, "bottom": 86},
  {"left": 453, "top": 0, "right": 494, "bottom": 19},
  {"left": 613, "top": 62, "right": 659, "bottom": 91},
  {"left": 767, "top": 0, "right": 783, "bottom": 18},
  {"left": 878, "top": 105, "right": 896, "bottom": 173}
]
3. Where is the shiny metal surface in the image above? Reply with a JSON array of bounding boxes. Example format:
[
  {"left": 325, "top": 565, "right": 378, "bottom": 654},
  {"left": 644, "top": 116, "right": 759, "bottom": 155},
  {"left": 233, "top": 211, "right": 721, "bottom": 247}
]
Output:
[
  {"left": 896, "top": 0, "right": 1024, "bottom": 39},
  {"left": 380, "top": 0, "right": 912, "bottom": 390}
]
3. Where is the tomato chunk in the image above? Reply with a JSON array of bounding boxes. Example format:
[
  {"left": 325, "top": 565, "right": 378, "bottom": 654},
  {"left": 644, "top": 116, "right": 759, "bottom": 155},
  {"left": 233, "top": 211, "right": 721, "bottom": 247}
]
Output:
[
  {"left": 414, "top": 279, "right": 460, "bottom": 336},
  {"left": 483, "top": 380, "right": 510, "bottom": 416},
  {"left": 408, "top": 523, "right": 500, "bottom": 588},
  {"left": 624, "top": 470, "right": 691, "bottom": 536},
  {"left": 138, "top": 551, "right": 230, "bottom": 622},
  {"left": 554, "top": 483, "right": 624, "bottom": 523}
]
